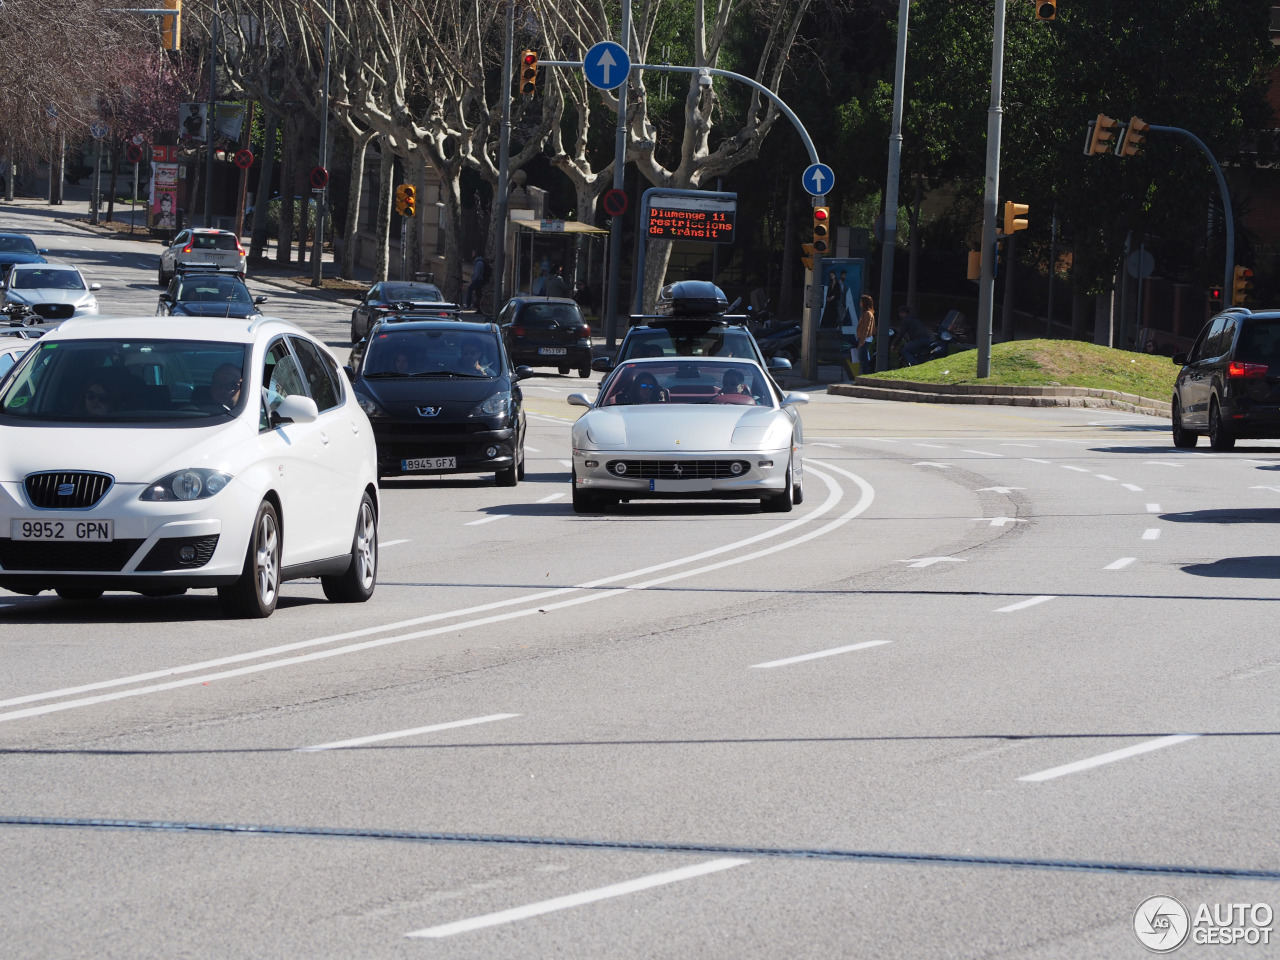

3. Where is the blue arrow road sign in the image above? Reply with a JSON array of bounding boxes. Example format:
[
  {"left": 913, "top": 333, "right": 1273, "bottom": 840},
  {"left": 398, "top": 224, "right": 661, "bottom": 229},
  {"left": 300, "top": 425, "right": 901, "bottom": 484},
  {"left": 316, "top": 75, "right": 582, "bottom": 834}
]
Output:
[
  {"left": 802, "top": 162, "right": 835, "bottom": 197},
  {"left": 584, "top": 41, "right": 631, "bottom": 91}
]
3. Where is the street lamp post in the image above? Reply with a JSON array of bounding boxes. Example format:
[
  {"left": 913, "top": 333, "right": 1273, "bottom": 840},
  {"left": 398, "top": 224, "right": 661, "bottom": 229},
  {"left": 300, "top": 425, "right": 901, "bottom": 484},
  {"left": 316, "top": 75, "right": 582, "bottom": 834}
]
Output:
[{"left": 974, "top": 0, "right": 1008, "bottom": 379}]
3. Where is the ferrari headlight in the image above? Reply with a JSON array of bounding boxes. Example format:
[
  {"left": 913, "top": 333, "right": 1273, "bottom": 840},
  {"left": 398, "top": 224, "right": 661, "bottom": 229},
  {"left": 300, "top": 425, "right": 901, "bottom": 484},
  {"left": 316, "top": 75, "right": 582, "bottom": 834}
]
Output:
[
  {"left": 356, "top": 393, "right": 388, "bottom": 418},
  {"left": 471, "top": 389, "right": 510, "bottom": 418},
  {"left": 140, "top": 468, "right": 233, "bottom": 501}
]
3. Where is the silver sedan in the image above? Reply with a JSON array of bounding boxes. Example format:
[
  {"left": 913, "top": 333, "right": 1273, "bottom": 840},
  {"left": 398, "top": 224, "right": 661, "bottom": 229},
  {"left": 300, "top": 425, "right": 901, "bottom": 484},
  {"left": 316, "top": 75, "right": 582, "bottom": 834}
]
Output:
[{"left": 567, "top": 357, "right": 807, "bottom": 513}]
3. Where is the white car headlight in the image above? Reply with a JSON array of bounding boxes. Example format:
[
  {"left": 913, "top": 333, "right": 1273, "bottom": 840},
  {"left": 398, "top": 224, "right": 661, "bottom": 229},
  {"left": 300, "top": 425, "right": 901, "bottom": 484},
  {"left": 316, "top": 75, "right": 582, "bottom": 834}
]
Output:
[
  {"left": 471, "top": 390, "right": 510, "bottom": 418},
  {"left": 140, "top": 468, "right": 233, "bottom": 501}
]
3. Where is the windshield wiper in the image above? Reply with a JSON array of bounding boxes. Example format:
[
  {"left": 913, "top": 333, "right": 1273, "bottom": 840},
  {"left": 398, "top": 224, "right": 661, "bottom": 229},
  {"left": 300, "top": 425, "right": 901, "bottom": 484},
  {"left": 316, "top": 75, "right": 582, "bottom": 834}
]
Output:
[{"left": 362, "top": 371, "right": 416, "bottom": 378}]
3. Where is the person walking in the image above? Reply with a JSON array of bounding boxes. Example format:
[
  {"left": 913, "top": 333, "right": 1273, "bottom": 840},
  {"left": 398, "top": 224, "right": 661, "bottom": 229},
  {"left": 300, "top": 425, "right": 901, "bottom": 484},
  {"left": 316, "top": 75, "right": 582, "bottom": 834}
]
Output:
[
  {"left": 464, "top": 250, "right": 487, "bottom": 311},
  {"left": 546, "top": 265, "right": 570, "bottom": 298},
  {"left": 856, "top": 295, "right": 876, "bottom": 374}
]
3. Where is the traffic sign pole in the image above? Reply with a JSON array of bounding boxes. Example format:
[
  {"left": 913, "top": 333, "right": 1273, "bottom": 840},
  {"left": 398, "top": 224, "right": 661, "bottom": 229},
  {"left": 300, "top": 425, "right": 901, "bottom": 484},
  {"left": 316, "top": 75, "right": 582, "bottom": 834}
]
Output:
[{"left": 604, "top": 0, "right": 632, "bottom": 348}]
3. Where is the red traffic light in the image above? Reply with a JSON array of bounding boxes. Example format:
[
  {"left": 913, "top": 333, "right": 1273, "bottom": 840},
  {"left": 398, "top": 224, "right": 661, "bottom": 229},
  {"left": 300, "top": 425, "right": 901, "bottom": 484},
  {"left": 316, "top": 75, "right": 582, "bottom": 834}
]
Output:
[
  {"left": 1209, "top": 287, "right": 1222, "bottom": 300},
  {"left": 813, "top": 207, "right": 829, "bottom": 221},
  {"left": 522, "top": 52, "right": 537, "bottom": 65}
]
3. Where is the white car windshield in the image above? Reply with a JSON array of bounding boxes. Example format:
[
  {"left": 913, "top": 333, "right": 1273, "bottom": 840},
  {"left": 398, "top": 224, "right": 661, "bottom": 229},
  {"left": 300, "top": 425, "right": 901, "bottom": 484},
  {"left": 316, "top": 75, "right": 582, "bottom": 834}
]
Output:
[
  {"left": 600, "top": 361, "right": 773, "bottom": 407},
  {"left": 0, "top": 339, "right": 251, "bottom": 423},
  {"left": 10, "top": 268, "right": 84, "bottom": 290}
]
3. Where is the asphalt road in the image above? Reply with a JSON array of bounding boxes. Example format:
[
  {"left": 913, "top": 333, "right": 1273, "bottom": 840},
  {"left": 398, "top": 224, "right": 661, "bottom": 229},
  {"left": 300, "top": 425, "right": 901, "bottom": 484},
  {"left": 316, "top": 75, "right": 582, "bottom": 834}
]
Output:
[{"left": 1, "top": 203, "right": 1277, "bottom": 959}]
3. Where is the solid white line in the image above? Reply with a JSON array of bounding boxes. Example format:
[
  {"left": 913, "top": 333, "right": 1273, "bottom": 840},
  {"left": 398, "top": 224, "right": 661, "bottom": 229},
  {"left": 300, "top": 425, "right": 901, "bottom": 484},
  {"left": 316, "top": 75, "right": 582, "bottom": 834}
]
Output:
[
  {"left": 1023, "top": 458, "right": 1051, "bottom": 464},
  {"left": 405, "top": 858, "right": 750, "bottom": 938},
  {"left": 915, "top": 443, "right": 946, "bottom": 449},
  {"left": 0, "top": 466, "right": 872, "bottom": 723},
  {"left": 1000, "top": 443, "right": 1037, "bottom": 448},
  {"left": 381, "top": 539, "right": 410, "bottom": 548},
  {"left": 524, "top": 446, "right": 541, "bottom": 453},
  {"left": 749, "top": 640, "right": 891, "bottom": 669},
  {"left": 1094, "top": 474, "right": 1117, "bottom": 481},
  {"left": 1061, "top": 465, "right": 1089, "bottom": 473},
  {"left": 559, "top": 459, "right": 572, "bottom": 468},
  {"left": 1122, "top": 484, "right": 1144, "bottom": 492},
  {"left": 297, "top": 713, "right": 518, "bottom": 752},
  {"left": 1146, "top": 503, "right": 1161, "bottom": 513},
  {"left": 1142, "top": 528, "right": 1161, "bottom": 540},
  {"left": 962, "top": 449, "right": 1003, "bottom": 457},
  {"left": 536, "top": 493, "right": 564, "bottom": 504},
  {"left": 811, "top": 442, "right": 839, "bottom": 448},
  {"left": 995, "top": 595, "right": 1056, "bottom": 613},
  {"left": 1018, "top": 735, "right": 1199, "bottom": 782},
  {"left": 466, "top": 514, "right": 508, "bottom": 526},
  {"left": 1104, "top": 557, "right": 1136, "bottom": 570}
]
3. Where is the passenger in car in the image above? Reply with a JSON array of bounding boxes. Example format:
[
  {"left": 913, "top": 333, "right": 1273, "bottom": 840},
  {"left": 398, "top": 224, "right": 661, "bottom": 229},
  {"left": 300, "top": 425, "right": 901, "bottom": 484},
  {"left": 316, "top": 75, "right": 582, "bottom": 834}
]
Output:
[{"left": 210, "top": 363, "right": 243, "bottom": 410}]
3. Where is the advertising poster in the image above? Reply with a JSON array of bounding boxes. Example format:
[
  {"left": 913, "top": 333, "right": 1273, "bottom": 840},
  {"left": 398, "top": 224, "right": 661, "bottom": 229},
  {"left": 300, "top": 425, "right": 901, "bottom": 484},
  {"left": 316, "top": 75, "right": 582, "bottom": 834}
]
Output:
[
  {"left": 151, "top": 162, "right": 181, "bottom": 229},
  {"left": 179, "top": 103, "right": 207, "bottom": 142}
]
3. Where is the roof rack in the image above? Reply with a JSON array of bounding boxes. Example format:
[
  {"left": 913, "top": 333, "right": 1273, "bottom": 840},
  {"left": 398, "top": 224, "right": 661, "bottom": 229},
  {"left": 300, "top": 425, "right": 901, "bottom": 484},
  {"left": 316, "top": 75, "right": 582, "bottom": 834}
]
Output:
[{"left": 175, "top": 261, "right": 241, "bottom": 274}]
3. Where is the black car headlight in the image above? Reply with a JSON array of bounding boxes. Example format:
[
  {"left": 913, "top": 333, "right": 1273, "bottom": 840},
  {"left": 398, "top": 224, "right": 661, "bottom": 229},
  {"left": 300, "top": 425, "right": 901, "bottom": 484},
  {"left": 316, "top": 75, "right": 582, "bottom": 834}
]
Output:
[
  {"left": 471, "top": 390, "right": 511, "bottom": 418},
  {"left": 356, "top": 393, "right": 388, "bottom": 418},
  {"left": 140, "top": 468, "right": 233, "bottom": 501}
]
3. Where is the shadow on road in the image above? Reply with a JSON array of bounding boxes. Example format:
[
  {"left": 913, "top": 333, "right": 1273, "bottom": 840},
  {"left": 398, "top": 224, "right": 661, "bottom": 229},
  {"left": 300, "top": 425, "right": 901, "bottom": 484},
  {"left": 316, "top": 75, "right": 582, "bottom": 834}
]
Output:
[
  {"left": 1161, "top": 508, "right": 1280, "bottom": 524},
  {"left": 1183, "top": 556, "right": 1280, "bottom": 579}
]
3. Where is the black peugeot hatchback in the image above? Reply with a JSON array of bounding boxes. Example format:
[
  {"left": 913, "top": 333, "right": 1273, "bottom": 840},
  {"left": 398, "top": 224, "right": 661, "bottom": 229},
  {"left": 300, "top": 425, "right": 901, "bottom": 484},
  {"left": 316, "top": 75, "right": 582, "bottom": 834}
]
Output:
[
  {"left": 1172, "top": 307, "right": 1280, "bottom": 450},
  {"left": 346, "top": 320, "right": 532, "bottom": 484}
]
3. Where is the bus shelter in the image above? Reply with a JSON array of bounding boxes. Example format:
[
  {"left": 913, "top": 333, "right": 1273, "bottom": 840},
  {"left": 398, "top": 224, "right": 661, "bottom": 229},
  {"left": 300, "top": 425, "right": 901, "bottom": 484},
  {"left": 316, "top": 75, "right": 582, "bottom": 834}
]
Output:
[{"left": 508, "top": 218, "right": 609, "bottom": 319}]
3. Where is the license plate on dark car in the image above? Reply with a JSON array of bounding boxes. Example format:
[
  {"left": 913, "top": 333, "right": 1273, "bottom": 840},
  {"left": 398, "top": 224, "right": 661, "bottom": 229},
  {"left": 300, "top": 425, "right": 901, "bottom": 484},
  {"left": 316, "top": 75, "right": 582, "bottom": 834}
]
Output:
[{"left": 402, "top": 457, "right": 456, "bottom": 471}]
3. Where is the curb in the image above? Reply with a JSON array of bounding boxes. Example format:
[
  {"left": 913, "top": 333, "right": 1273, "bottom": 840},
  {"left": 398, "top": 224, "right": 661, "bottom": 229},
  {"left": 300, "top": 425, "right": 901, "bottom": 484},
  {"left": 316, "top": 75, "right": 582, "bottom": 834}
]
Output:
[{"left": 828, "top": 378, "right": 1171, "bottom": 418}]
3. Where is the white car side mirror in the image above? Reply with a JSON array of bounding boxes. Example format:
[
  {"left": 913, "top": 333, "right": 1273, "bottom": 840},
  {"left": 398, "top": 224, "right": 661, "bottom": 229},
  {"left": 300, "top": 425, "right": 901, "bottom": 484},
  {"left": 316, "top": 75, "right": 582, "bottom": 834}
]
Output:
[
  {"left": 566, "top": 393, "right": 592, "bottom": 408},
  {"left": 780, "top": 392, "right": 809, "bottom": 407},
  {"left": 89, "top": 283, "right": 101, "bottom": 292},
  {"left": 273, "top": 393, "right": 319, "bottom": 424}
]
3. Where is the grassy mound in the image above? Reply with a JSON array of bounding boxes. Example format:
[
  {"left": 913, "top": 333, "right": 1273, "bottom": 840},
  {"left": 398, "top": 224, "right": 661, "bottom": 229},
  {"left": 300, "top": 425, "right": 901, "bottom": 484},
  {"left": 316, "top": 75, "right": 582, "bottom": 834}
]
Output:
[{"left": 864, "top": 339, "right": 1178, "bottom": 400}]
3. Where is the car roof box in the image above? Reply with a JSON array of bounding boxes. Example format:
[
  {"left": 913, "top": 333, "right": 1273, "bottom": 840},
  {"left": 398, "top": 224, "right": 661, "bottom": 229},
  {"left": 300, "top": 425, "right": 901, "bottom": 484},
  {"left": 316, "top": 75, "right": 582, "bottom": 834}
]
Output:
[{"left": 655, "top": 280, "right": 729, "bottom": 317}]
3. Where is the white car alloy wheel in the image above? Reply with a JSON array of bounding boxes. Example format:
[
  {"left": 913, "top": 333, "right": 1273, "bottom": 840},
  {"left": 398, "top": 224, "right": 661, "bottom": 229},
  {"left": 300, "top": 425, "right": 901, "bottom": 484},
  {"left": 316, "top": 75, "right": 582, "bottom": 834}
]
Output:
[
  {"left": 322, "top": 493, "right": 378, "bottom": 603},
  {"left": 219, "top": 500, "right": 281, "bottom": 618}
]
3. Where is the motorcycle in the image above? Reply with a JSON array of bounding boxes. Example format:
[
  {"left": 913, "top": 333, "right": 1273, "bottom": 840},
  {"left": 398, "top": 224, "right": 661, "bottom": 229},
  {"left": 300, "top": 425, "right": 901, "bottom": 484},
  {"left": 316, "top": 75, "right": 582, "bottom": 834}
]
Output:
[
  {"left": 898, "top": 310, "right": 971, "bottom": 367},
  {"left": 2, "top": 300, "right": 43, "bottom": 327}
]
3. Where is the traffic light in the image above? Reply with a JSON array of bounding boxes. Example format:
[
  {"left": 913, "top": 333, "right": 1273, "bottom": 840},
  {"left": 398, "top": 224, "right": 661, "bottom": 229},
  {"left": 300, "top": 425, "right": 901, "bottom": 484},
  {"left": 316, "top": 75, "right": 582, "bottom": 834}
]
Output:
[
  {"left": 812, "top": 206, "right": 830, "bottom": 256},
  {"left": 1232, "top": 266, "right": 1254, "bottom": 306},
  {"left": 520, "top": 50, "right": 539, "bottom": 96},
  {"left": 1086, "top": 114, "right": 1118, "bottom": 156},
  {"left": 1003, "top": 201, "right": 1029, "bottom": 236},
  {"left": 801, "top": 243, "right": 815, "bottom": 272},
  {"left": 394, "top": 184, "right": 416, "bottom": 218},
  {"left": 161, "top": 0, "right": 181, "bottom": 50},
  {"left": 1208, "top": 286, "right": 1223, "bottom": 310},
  {"left": 1034, "top": 0, "right": 1056, "bottom": 20},
  {"left": 1117, "top": 116, "right": 1149, "bottom": 157}
]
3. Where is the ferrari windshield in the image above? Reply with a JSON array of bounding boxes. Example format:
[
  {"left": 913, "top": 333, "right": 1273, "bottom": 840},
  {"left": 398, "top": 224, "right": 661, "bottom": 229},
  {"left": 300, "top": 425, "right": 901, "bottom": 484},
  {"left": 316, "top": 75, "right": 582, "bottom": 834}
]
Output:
[
  {"left": 600, "top": 360, "right": 774, "bottom": 407},
  {"left": 0, "top": 338, "right": 250, "bottom": 422}
]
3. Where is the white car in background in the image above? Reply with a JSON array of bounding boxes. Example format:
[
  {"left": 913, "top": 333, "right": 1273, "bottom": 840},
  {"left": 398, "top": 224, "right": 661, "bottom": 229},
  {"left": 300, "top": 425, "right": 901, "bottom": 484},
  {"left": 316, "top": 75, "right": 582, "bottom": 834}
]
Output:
[
  {"left": 568, "top": 356, "right": 807, "bottom": 513},
  {"left": 0, "top": 316, "right": 379, "bottom": 617},
  {"left": 3, "top": 264, "right": 99, "bottom": 321},
  {"left": 158, "top": 228, "right": 248, "bottom": 285}
]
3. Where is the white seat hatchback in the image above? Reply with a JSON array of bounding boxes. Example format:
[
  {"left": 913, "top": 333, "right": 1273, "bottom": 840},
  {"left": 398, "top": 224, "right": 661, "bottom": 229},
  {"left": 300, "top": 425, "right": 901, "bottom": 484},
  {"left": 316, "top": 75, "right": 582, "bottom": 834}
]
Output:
[{"left": 0, "top": 316, "right": 379, "bottom": 617}]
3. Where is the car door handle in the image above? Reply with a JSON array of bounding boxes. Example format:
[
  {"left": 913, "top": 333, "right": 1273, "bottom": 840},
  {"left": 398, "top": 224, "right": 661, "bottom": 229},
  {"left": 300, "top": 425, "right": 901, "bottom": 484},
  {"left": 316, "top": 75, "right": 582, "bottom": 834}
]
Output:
[
  {"left": 320, "top": 431, "right": 330, "bottom": 445},
  {"left": 350, "top": 421, "right": 360, "bottom": 434}
]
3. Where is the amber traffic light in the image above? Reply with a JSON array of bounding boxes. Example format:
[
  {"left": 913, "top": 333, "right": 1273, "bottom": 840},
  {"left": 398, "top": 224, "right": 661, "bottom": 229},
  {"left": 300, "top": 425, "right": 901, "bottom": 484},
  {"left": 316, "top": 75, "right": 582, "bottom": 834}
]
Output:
[
  {"left": 161, "top": 0, "right": 181, "bottom": 50},
  {"left": 1117, "top": 116, "right": 1149, "bottom": 157},
  {"left": 1086, "top": 114, "right": 1118, "bottom": 156},
  {"left": 1232, "top": 266, "right": 1254, "bottom": 306},
  {"left": 1003, "top": 201, "right": 1029, "bottom": 236},
  {"left": 394, "top": 184, "right": 416, "bottom": 218}
]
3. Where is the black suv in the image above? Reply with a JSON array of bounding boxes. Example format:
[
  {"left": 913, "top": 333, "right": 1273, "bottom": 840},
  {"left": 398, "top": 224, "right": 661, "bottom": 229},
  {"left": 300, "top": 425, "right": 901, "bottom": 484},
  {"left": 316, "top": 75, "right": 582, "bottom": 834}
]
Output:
[
  {"left": 592, "top": 280, "right": 791, "bottom": 375},
  {"left": 1172, "top": 307, "right": 1280, "bottom": 450},
  {"left": 496, "top": 296, "right": 593, "bottom": 377}
]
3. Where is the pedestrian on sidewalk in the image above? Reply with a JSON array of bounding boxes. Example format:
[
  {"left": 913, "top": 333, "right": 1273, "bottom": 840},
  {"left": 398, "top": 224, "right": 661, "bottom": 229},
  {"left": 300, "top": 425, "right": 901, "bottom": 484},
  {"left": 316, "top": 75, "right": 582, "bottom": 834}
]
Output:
[
  {"left": 856, "top": 295, "right": 876, "bottom": 374},
  {"left": 464, "top": 249, "right": 486, "bottom": 310}
]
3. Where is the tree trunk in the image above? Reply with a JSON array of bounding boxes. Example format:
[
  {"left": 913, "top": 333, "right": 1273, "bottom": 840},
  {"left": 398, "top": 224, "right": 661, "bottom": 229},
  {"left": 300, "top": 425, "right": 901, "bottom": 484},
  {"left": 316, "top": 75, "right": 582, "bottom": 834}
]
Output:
[
  {"left": 341, "top": 129, "right": 375, "bottom": 279},
  {"left": 249, "top": 112, "right": 278, "bottom": 264},
  {"left": 276, "top": 122, "right": 295, "bottom": 265},
  {"left": 907, "top": 178, "right": 922, "bottom": 316},
  {"left": 106, "top": 140, "right": 120, "bottom": 222},
  {"left": 435, "top": 158, "right": 464, "bottom": 295},
  {"left": 373, "top": 142, "right": 393, "bottom": 282},
  {"left": 51, "top": 133, "right": 64, "bottom": 206},
  {"left": 641, "top": 238, "right": 674, "bottom": 314},
  {"left": 1093, "top": 290, "right": 1113, "bottom": 347}
]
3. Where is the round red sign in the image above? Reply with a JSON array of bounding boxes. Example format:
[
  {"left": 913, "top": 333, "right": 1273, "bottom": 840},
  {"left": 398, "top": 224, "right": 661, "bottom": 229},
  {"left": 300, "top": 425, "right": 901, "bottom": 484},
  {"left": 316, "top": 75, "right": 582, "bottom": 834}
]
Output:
[
  {"left": 310, "top": 166, "right": 329, "bottom": 189},
  {"left": 234, "top": 149, "right": 254, "bottom": 169},
  {"left": 125, "top": 143, "right": 144, "bottom": 164},
  {"left": 602, "top": 188, "right": 628, "bottom": 217}
]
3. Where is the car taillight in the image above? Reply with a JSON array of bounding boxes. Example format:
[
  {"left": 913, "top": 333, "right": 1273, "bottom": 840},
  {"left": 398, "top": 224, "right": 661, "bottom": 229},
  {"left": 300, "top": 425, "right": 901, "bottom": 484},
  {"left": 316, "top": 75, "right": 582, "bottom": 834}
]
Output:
[
  {"left": 235, "top": 242, "right": 245, "bottom": 255},
  {"left": 182, "top": 243, "right": 193, "bottom": 253},
  {"left": 512, "top": 325, "right": 525, "bottom": 337},
  {"left": 581, "top": 325, "right": 591, "bottom": 337},
  {"left": 1228, "top": 361, "right": 1268, "bottom": 379}
]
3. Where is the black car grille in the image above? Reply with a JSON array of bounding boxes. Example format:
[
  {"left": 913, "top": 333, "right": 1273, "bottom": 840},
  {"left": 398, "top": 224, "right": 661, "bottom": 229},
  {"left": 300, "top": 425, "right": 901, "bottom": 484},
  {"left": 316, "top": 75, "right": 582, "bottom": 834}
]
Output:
[
  {"left": 0, "top": 538, "right": 145, "bottom": 571},
  {"left": 25, "top": 472, "right": 114, "bottom": 509},
  {"left": 605, "top": 459, "right": 751, "bottom": 480},
  {"left": 33, "top": 303, "right": 74, "bottom": 320},
  {"left": 136, "top": 535, "right": 220, "bottom": 571}
]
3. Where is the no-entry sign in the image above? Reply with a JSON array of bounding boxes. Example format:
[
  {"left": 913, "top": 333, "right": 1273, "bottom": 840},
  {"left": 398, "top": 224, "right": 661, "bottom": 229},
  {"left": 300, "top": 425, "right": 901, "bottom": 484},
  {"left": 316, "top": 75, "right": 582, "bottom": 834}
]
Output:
[
  {"left": 602, "top": 188, "right": 628, "bottom": 217},
  {"left": 310, "top": 166, "right": 329, "bottom": 189},
  {"left": 234, "top": 149, "right": 254, "bottom": 169},
  {"left": 125, "top": 143, "right": 144, "bottom": 164}
]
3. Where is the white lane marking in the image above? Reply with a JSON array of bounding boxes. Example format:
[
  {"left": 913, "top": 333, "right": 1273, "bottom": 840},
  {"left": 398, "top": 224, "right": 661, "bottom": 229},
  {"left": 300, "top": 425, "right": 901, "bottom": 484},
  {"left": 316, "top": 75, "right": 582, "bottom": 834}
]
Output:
[
  {"left": 811, "top": 442, "right": 840, "bottom": 448},
  {"left": 864, "top": 438, "right": 899, "bottom": 443},
  {"left": 995, "top": 595, "right": 1056, "bottom": 613},
  {"left": 381, "top": 539, "right": 410, "bottom": 548},
  {"left": 529, "top": 413, "right": 575, "bottom": 424},
  {"left": 913, "top": 462, "right": 950, "bottom": 468},
  {"left": 1023, "top": 458, "right": 1051, "bottom": 464},
  {"left": 1143, "top": 461, "right": 1183, "bottom": 467},
  {"left": 1051, "top": 439, "right": 1092, "bottom": 444},
  {"left": 406, "top": 858, "right": 750, "bottom": 939},
  {"left": 1243, "top": 459, "right": 1277, "bottom": 465},
  {"left": 1061, "top": 465, "right": 1090, "bottom": 473},
  {"left": 1000, "top": 443, "right": 1037, "bottom": 448},
  {"left": 973, "top": 516, "right": 1025, "bottom": 526},
  {"left": 1105, "top": 557, "right": 1136, "bottom": 570},
  {"left": 962, "top": 449, "right": 1003, "bottom": 457},
  {"left": 1122, "top": 484, "right": 1144, "bottom": 492},
  {"left": 559, "top": 459, "right": 572, "bottom": 468},
  {"left": 750, "top": 640, "right": 891, "bottom": 669},
  {"left": 976, "top": 486, "right": 1024, "bottom": 493},
  {"left": 1146, "top": 503, "right": 1161, "bottom": 512},
  {"left": 1142, "top": 528, "right": 1161, "bottom": 540},
  {"left": 524, "top": 446, "right": 541, "bottom": 453},
  {"left": 899, "top": 557, "right": 965, "bottom": 568},
  {"left": 466, "top": 514, "right": 508, "bottom": 526},
  {"left": 1018, "top": 735, "right": 1199, "bottom": 782},
  {"left": 0, "top": 465, "right": 872, "bottom": 722},
  {"left": 1094, "top": 474, "right": 1117, "bottom": 481},
  {"left": 915, "top": 443, "right": 946, "bottom": 449},
  {"left": 536, "top": 493, "right": 564, "bottom": 503},
  {"left": 298, "top": 713, "right": 518, "bottom": 752}
]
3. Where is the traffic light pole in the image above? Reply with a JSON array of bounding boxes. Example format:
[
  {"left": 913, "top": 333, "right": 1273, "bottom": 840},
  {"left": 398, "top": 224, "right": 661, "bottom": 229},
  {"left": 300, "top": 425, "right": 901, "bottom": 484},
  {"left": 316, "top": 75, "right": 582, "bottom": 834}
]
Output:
[
  {"left": 493, "top": 1, "right": 515, "bottom": 309},
  {"left": 974, "top": 0, "right": 1007, "bottom": 380},
  {"left": 875, "top": 0, "right": 910, "bottom": 378}
]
